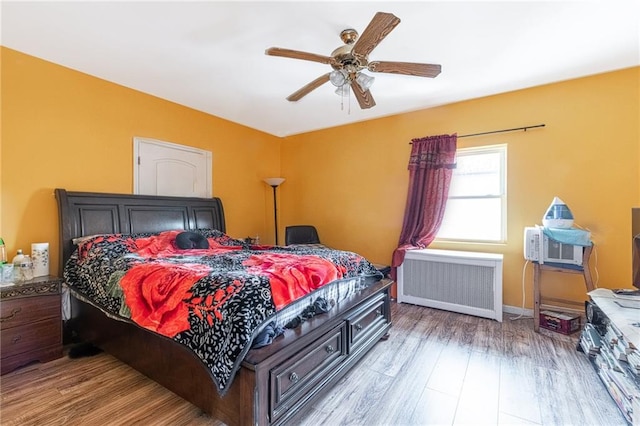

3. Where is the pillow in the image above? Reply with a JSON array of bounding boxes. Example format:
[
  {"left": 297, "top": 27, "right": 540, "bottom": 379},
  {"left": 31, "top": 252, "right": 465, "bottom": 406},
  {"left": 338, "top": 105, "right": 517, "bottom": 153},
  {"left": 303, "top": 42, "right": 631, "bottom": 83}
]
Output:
[
  {"left": 175, "top": 231, "right": 210, "bottom": 249},
  {"left": 194, "top": 229, "right": 246, "bottom": 246},
  {"left": 72, "top": 234, "right": 107, "bottom": 246},
  {"left": 72, "top": 232, "right": 155, "bottom": 247}
]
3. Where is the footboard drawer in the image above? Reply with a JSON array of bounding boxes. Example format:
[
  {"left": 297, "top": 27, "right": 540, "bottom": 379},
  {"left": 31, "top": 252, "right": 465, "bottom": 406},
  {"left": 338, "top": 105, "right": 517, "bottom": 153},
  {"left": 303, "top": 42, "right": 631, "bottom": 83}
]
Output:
[
  {"left": 347, "top": 292, "right": 388, "bottom": 353},
  {"left": 270, "top": 323, "right": 347, "bottom": 423}
]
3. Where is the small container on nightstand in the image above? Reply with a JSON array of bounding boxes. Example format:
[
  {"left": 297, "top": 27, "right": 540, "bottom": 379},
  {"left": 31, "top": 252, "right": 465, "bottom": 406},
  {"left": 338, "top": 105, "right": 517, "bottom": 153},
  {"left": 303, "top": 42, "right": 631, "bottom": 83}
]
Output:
[{"left": 0, "top": 275, "right": 63, "bottom": 375}]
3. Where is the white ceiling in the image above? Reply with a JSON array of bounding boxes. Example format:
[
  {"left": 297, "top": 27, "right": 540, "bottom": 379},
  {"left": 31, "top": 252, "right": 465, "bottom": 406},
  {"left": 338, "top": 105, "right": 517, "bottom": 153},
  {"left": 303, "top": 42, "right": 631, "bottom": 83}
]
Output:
[{"left": 2, "top": 1, "right": 639, "bottom": 137}]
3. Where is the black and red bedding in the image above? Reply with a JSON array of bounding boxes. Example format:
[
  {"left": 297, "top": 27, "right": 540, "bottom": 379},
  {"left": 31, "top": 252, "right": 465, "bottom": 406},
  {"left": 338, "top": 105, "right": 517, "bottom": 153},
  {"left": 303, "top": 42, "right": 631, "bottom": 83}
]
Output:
[{"left": 63, "top": 229, "right": 381, "bottom": 394}]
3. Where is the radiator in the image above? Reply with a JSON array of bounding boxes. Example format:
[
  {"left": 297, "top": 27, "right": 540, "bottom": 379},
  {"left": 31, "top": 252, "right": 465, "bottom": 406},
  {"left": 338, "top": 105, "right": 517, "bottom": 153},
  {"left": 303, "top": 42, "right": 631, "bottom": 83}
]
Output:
[{"left": 397, "top": 249, "right": 504, "bottom": 322}]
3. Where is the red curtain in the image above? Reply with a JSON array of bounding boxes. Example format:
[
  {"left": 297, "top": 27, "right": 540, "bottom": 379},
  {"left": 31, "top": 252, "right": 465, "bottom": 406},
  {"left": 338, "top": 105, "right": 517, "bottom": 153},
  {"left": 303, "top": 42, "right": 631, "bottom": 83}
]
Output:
[{"left": 392, "top": 134, "right": 457, "bottom": 269}]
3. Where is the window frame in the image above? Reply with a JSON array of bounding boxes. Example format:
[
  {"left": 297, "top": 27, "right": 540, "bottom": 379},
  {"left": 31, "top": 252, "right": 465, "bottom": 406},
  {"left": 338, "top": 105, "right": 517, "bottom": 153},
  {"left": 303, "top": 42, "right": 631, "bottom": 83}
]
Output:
[{"left": 435, "top": 143, "right": 507, "bottom": 244}]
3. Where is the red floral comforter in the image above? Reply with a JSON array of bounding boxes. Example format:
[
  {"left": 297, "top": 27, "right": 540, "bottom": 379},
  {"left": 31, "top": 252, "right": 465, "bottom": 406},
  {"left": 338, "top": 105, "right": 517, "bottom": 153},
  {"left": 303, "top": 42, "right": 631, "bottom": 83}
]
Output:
[{"left": 63, "top": 229, "right": 381, "bottom": 395}]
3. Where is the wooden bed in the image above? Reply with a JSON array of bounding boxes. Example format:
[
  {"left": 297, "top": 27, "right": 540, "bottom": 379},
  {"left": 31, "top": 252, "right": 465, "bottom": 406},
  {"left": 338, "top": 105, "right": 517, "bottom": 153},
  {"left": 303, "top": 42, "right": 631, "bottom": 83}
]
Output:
[{"left": 55, "top": 188, "right": 392, "bottom": 426}]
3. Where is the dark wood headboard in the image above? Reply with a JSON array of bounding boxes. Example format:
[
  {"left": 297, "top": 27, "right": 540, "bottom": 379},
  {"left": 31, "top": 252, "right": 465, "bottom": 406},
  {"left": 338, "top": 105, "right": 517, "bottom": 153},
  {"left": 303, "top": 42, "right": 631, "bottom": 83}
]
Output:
[{"left": 55, "top": 189, "right": 226, "bottom": 272}]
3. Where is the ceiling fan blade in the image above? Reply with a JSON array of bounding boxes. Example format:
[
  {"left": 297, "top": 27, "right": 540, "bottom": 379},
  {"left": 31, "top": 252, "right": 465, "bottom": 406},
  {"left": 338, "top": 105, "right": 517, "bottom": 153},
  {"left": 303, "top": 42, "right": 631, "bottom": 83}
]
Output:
[
  {"left": 286, "top": 73, "right": 331, "bottom": 102},
  {"left": 368, "top": 61, "right": 442, "bottom": 78},
  {"left": 350, "top": 81, "right": 376, "bottom": 109},
  {"left": 351, "top": 12, "right": 401, "bottom": 58},
  {"left": 266, "top": 47, "right": 336, "bottom": 65}
]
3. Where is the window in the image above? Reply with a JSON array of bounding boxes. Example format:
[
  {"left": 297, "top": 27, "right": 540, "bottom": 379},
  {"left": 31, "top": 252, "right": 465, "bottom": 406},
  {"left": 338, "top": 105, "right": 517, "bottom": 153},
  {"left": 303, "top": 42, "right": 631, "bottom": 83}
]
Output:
[{"left": 436, "top": 144, "right": 507, "bottom": 243}]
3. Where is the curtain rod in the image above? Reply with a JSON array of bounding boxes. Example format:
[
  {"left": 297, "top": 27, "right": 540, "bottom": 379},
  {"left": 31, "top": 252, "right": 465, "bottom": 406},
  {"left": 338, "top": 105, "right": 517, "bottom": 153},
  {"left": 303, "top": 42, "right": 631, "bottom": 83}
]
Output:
[
  {"left": 459, "top": 123, "right": 545, "bottom": 138},
  {"left": 410, "top": 124, "right": 545, "bottom": 143}
]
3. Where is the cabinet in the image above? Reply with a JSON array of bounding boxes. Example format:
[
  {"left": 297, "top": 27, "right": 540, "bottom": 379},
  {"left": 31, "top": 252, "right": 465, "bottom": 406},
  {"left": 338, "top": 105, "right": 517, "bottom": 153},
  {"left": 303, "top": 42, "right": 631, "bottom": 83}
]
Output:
[
  {"left": 0, "top": 276, "right": 63, "bottom": 375},
  {"left": 579, "top": 289, "right": 640, "bottom": 424}
]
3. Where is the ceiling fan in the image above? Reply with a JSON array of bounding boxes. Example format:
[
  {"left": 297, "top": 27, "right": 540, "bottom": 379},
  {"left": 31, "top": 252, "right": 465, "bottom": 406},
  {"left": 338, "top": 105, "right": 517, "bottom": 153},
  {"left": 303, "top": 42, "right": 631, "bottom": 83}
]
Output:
[{"left": 265, "top": 12, "right": 441, "bottom": 109}]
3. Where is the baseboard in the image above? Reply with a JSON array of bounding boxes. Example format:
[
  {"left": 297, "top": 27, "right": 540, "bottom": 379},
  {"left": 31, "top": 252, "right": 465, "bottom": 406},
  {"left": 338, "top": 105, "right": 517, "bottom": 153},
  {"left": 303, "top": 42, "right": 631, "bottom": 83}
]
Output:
[
  {"left": 503, "top": 304, "right": 533, "bottom": 317},
  {"left": 502, "top": 304, "right": 585, "bottom": 318}
]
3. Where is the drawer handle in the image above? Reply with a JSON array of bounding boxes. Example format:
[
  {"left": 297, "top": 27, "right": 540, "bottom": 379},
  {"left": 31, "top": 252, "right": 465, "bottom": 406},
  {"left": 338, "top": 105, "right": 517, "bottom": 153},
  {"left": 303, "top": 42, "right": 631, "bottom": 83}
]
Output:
[
  {"left": 355, "top": 323, "right": 363, "bottom": 331},
  {"left": 289, "top": 372, "right": 299, "bottom": 384},
  {"left": 0, "top": 307, "right": 22, "bottom": 323},
  {"left": 12, "top": 335, "right": 22, "bottom": 344},
  {"left": 325, "top": 345, "right": 335, "bottom": 354}
]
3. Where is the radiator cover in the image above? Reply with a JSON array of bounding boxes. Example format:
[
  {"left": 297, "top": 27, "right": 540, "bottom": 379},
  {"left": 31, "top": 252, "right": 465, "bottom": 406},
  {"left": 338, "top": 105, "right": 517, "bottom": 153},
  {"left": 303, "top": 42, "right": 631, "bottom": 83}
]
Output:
[{"left": 397, "top": 249, "right": 504, "bottom": 322}]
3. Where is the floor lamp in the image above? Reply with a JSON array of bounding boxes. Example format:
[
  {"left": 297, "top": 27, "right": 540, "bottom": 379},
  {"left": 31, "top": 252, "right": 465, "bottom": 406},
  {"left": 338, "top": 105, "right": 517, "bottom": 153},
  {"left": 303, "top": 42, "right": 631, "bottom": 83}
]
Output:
[{"left": 264, "top": 177, "right": 285, "bottom": 245}]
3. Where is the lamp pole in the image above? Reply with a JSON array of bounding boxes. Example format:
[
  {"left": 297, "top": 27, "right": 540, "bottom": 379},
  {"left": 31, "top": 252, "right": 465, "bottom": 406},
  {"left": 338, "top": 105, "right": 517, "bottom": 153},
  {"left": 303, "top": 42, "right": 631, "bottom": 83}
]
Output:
[
  {"left": 270, "top": 185, "right": 279, "bottom": 245},
  {"left": 263, "top": 178, "right": 285, "bottom": 245}
]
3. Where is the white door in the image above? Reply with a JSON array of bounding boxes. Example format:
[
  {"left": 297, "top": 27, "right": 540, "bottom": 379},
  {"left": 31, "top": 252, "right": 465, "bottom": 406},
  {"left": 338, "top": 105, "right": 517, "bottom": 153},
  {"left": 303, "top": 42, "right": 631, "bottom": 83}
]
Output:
[{"left": 133, "top": 137, "right": 212, "bottom": 197}]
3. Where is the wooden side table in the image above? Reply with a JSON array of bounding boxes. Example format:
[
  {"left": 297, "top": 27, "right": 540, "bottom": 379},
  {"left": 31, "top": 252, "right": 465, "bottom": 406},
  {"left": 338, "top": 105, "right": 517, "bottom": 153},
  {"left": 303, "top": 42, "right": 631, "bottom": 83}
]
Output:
[
  {"left": 533, "top": 244, "right": 594, "bottom": 332},
  {"left": 0, "top": 275, "right": 63, "bottom": 374}
]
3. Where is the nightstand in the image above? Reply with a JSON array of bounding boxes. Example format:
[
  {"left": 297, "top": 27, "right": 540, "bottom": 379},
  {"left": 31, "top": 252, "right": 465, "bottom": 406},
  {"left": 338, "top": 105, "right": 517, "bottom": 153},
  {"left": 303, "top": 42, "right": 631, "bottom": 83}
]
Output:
[{"left": 0, "top": 275, "right": 63, "bottom": 374}]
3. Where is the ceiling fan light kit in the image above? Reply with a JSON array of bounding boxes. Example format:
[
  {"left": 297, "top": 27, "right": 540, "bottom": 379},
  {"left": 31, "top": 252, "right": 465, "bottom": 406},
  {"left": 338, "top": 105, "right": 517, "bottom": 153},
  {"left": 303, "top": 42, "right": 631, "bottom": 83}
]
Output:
[
  {"left": 335, "top": 84, "right": 351, "bottom": 97},
  {"left": 265, "top": 11, "right": 442, "bottom": 110},
  {"left": 329, "top": 70, "right": 347, "bottom": 87},
  {"left": 329, "top": 69, "right": 374, "bottom": 92},
  {"left": 356, "top": 73, "right": 375, "bottom": 91}
]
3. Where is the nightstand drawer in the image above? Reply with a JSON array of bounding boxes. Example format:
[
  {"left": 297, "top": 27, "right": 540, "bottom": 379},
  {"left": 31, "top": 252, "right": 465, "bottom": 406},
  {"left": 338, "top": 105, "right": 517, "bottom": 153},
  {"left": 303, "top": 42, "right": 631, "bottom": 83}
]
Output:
[
  {"left": 0, "top": 295, "right": 60, "bottom": 330},
  {"left": 1, "top": 318, "right": 62, "bottom": 357},
  {"left": 0, "top": 344, "right": 62, "bottom": 376}
]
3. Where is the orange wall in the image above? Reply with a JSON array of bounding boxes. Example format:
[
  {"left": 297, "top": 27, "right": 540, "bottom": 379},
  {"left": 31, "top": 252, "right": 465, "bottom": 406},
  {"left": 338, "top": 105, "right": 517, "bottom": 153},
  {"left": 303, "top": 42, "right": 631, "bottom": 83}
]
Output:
[
  {"left": 1, "top": 47, "right": 282, "bottom": 274},
  {"left": 2, "top": 46, "right": 639, "bottom": 310},
  {"left": 281, "top": 67, "right": 640, "bottom": 308}
]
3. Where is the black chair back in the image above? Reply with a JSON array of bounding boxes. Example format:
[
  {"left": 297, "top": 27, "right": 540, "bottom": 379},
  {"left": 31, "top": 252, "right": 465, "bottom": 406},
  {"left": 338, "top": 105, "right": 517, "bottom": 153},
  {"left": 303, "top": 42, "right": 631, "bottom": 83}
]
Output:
[{"left": 285, "top": 225, "right": 320, "bottom": 245}]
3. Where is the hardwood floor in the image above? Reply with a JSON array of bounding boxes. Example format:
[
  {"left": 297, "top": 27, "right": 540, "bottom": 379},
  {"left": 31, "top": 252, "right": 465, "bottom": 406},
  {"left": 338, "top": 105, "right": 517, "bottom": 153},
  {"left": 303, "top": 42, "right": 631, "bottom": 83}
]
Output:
[{"left": 0, "top": 302, "right": 627, "bottom": 425}]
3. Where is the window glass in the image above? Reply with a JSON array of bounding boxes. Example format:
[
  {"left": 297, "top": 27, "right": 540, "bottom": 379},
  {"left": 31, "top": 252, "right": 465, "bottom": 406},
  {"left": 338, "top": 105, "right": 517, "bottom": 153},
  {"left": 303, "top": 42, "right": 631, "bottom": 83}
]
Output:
[
  {"left": 448, "top": 152, "right": 502, "bottom": 197},
  {"left": 436, "top": 144, "right": 506, "bottom": 242}
]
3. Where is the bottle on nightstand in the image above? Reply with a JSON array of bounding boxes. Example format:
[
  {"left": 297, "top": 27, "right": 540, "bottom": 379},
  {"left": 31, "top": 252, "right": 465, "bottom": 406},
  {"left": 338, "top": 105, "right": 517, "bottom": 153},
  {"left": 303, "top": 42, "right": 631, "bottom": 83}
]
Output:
[
  {"left": 20, "top": 255, "right": 34, "bottom": 281},
  {"left": 0, "top": 238, "right": 10, "bottom": 283},
  {"left": 12, "top": 250, "right": 25, "bottom": 281},
  {"left": 0, "top": 238, "right": 6, "bottom": 264}
]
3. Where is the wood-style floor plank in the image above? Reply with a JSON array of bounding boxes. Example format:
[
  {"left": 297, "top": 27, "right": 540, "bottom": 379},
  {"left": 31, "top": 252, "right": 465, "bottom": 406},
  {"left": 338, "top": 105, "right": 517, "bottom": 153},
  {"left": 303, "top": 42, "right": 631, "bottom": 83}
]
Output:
[
  {"left": 499, "top": 357, "right": 543, "bottom": 424},
  {"left": 453, "top": 351, "right": 501, "bottom": 425},
  {"left": 0, "top": 302, "right": 628, "bottom": 425},
  {"left": 360, "top": 331, "right": 445, "bottom": 425}
]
